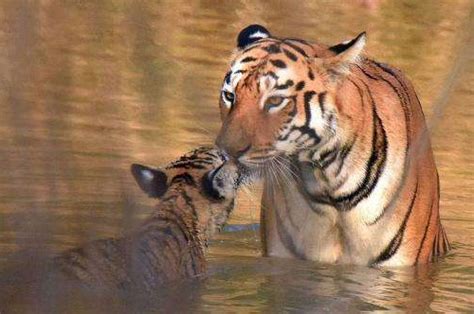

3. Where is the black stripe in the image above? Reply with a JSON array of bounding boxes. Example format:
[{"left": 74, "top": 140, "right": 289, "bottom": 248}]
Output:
[
  {"left": 318, "top": 92, "right": 327, "bottom": 116},
  {"left": 320, "top": 150, "right": 338, "bottom": 169},
  {"left": 283, "top": 40, "right": 309, "bottom": 57},
  {"left": 371, "top": 180, "right": 418, "bottom": 265},
  {"left": 264, "top": 71, "right": 279, "bottom": 80},
  {"left": 275, "top": 79, "right": 294, "bottom": 90},
  {"left": 282, "top": 48, "right": 298, "bottom": 61},
  {"left": 295, "top": 81, "right": 305, "bottom": 91},
  {"left": 277, "top": 92, "right": 320, "bottom": 142},
  {"left": 308, "top": 68, "right": 315, "bottom": 80},
  {"left": 224, "top": 71, "right": 231, "bottom": 84},
  {"left": 234, "top": 69, "right": 247, "bottom": 75},
  {"left": 242, "top": 42, "right": 270, "bottom": 54},
  {"left": 170, "top": 173, "right": 196, "bottom": 186},
  {"left": 303, "top": 91, "right": 316, "bottom": 126},
  {"left": 329, "top": 42, "right": 353, "bottom": 55},
  {"left": 360, "top": 64, "right": 410, "bottom": 109},
  {"left": 241, "top": 56, "right": 256, "bottom": 63},
  {"left": 287, "top": 98, "right": 298, "bottom": 118},
  {"left": 335, "top": 141, "right": 355, "bottom": 176},
  {"left": 300, "top": 91, "right": 320, "bottom": 142},
  {"left": 415, "top": 196, "right": 435, "bottom": 264},
  {"left": 168, "top": 163, "right": 206, "bottom": 170},
  {"left": 269, "top": 59, "right": 287, "bottom": 68},
  {"left": 304, "top": 91, "right": 316, "bottom": 119},
  {"left": 263, "top": 44, "right": 281, "bottom": 54}
]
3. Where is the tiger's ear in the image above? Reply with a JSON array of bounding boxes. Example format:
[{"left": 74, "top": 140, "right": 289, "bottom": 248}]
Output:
[
  {"left": 131, "top": 164, "right": 168, "bottom": 198},
  {"left": 324, "top": 32, "right": 367, "bottom": 77},
  {"left": 237, "top": 24, "right": 270, "bottom": 49}
]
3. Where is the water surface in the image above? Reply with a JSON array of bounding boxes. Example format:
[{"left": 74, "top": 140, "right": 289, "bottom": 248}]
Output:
[{"left": 0, "top": 0, "right": 472, "bottom": 312}]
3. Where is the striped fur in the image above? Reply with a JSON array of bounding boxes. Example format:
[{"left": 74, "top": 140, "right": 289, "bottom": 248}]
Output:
[
  {"left": 55, "top": 147, "right": 239, "bottom": 290},
  {"left": 216, "top": 25, "right": 449, "bottom": 266}
]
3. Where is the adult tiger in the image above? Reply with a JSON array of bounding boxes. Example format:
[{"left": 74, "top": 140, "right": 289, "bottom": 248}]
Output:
[{"left": 215, "top": 25, "right": 449, "bottom": 266}]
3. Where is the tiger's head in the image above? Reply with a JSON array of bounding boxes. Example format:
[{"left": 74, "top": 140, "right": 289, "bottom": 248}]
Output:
[
  {"left": 131, "top": 146, "right": 240, "bottom": 235},
  {"left": 216, "top": 25, "right": 366, "bottom": 171}
]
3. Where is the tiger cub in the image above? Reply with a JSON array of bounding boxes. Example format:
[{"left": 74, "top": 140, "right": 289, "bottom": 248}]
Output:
[{"left": 54, "top": 147, "right": 240, "bottom": 291}]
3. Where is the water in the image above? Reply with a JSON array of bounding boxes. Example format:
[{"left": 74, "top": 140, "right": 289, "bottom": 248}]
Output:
[{"left": 0, "top": 0, "right": 472, "bottom": 312}]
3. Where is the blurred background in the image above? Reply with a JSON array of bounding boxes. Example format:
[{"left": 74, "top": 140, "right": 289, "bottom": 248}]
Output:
[{"left": 0, "top": 0, "right": 472, "bottom": 312}]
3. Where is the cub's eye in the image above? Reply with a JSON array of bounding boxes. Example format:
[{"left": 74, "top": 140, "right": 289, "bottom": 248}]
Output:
[
  {"left": 264, "top": 96, "right": 285, "bottom": 112},
  {"left": 222, "top": 91, "right": 235, "bottom": 105}
]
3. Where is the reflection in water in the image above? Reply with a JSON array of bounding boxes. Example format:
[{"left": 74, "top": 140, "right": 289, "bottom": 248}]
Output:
[{"left": 0, "top": 0, "right": 472, "bottom": 312}]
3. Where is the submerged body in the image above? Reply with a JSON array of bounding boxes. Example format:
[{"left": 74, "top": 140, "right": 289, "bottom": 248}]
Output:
[
  {"left": 55, "top": 147, "right": 239, "bottom": 290},
  {"left": 216, "top": 25, "right": 449, "bottom": 266}
]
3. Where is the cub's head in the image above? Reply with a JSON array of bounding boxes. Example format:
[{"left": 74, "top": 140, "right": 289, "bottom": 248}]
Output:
[
  {"left": 216, "top": 24, "right": 367, "bottom": 170},
  {"left": 131, "top": 146, "right": 240, "bottom": 235}
]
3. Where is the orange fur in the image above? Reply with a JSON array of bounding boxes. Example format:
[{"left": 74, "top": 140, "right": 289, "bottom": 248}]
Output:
[{"left": 216, "top": 30, "right": 449, "bottom": 266}]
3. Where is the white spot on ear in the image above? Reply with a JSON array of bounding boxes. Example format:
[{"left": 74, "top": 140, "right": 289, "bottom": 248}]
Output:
[
  {"left": 249, "top": 31, "right": 269, "bottom": 39},
  {"left": 141, "top": 169, "right": 154, "bottom": 181}
]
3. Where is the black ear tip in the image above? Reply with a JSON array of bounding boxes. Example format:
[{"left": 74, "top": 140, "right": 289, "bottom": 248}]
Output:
[
  {"left": 130, "top": 163, "right": 143, "bottom": 178},
  {"left": 130, "top": 163, "right": 168, "bottom": 198},
  {"left": 237, "top": 24, "right": 270, "bottom": 49},
  {"left": 130, "top": 163, "right": 140, "bottom": 173}
]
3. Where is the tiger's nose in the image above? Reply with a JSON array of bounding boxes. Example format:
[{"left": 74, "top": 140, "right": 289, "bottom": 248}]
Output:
[
  {"left": 234, "top": 144, "right": 252, "bottom": 158},
  {"left": 215, "top": 135, "right": 251, "bottom": 160}
]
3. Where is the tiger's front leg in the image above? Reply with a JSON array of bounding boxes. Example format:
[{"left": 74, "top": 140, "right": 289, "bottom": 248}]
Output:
[
  {"left": 260, "top": 180, "right": 344, "bottom": 263},
  {"left": 260, "top": 186, "right": 297, "bottom": 258}
]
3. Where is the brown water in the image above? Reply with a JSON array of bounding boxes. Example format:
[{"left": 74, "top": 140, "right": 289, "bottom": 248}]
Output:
[{"left": 0, "top": 0, "right": 473, "bottom": 312}]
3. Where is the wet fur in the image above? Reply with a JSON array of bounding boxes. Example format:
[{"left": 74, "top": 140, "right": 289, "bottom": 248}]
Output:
[
  {"left": 217, "top": 27, "right": 449, "bottom": 266},
  {"left": 54, "top": 147, "right": 239, "bottom": 290}
]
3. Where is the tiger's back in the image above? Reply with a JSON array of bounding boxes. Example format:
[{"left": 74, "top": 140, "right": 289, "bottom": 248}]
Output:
[{"left": 55, "top": 147, "right": 240, "bottom": 290}]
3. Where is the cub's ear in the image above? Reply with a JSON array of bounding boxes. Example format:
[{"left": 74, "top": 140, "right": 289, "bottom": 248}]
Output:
[
  {"left": 237, "top": 24, "right": 270, "bottom": 49},
  {"left": 324, "top": 32, "right": 367, "bottom": 77},
  {"left": 131, "top": 164, "right": 168, "bottom": 198}
]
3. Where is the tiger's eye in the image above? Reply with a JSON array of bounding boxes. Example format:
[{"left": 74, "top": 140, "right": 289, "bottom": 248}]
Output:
[
  {"left": 222, "top": 91, "right": 235, "bottom": 103},
  {"left": 264, "top": 96, "right": 285, "bottom": 111}
]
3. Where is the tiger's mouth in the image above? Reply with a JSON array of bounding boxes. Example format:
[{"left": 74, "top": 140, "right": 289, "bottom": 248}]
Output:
[
  {"left": 235, "top": 149, "right": 294, "bottom": 184},
  {"left": 239, "top": 152, "right": 278, "bottom": 167}
]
